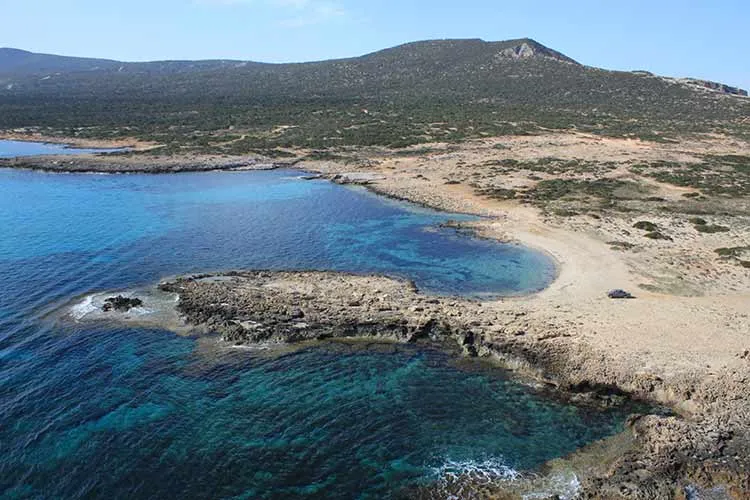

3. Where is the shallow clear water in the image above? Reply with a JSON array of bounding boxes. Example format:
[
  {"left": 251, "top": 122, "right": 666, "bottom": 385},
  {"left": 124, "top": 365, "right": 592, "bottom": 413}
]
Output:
[
  {"left": 0, "top": 169, "right": 631, "bottom": 498},
  {"left": 0, "top": 139, "right": 125, "bottom": 158}
]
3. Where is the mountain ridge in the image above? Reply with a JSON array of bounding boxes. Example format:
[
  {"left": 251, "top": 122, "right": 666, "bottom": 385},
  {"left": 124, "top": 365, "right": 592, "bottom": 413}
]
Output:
[
  {"left": 1, "top": 38, "right": 744, "bottom": 96},
  {"left": 0, "top": 38, "right": 578, "bottom": 73},
  {"left": 0, "top": 37, "right": 748, "bottom": 149}
]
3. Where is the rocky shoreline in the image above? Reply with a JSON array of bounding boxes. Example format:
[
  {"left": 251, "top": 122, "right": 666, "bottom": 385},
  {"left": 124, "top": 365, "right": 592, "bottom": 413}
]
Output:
[
  {"left": 0, "top": 152, "right": 298, "bottom": 173},
  {"left": 139, "top": 270, "right": 748, "bottom": 499},
  {"left": 12, "top": 133, "right": 750, "bottom": 498}
]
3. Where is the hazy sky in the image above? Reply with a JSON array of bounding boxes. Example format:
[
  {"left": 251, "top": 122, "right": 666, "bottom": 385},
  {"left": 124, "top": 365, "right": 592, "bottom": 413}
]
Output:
[{"left": 2, "top": 0, "right": 748, "bottom": 90}]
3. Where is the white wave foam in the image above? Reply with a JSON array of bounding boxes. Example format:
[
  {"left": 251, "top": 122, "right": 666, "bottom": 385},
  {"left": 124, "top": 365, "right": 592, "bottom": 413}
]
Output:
[
  {"left": 126, "top": 306, "right": 152, "bottom": 317},
  {"left": 522, "top": 472, "right": 581, "bottom": 500},
  {"left": 431, "top": 458, "right": 581, "bottom": 500},
  {"left": 70, "top": 295, "right": 98, "bottom": 320},
  {"left": 229, "top": 343, "right": 272, "bottom": 351},
  {"left": 432, "top": 457, "right": 521, "bottom": 485}
]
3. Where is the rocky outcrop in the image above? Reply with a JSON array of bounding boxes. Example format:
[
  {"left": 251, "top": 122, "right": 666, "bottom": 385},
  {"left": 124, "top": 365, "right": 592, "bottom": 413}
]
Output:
[
  {"left": 493, "top": 39, "right": 580, "bottom": 65},
  {"left": 158, "top": 271, "right": 466, "bottom": 348},
  {"left": 155, "top": 270, "right": 750, "bottom": 499},
  {"left": 680, "top": 78, "right": 748, "bottom": 97},
  {"left": 0, "top": 153, "right": 298, "bottom": 174},
  {"left": 102, "top": 295, "right": 142, "bottom": 312},
  {"left": 329, "top": 172, "right": 384, "bottom": 186}
]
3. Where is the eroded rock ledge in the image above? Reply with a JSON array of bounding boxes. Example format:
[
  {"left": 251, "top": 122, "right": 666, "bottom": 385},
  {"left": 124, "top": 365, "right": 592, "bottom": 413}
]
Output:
[
  {"left": 156, "top": 270, "right": 750, "bottom": 499},
  {"left": 158, "top": 271, "right": 471, "bottom": 349}
]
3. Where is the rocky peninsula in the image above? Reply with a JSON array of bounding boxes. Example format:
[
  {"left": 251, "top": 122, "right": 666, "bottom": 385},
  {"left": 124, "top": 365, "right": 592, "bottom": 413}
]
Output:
[
  {"left": 20, "top": 129, "right": 750, "bottom": 498},
  {"left": 141, "top": 269, "right": 748, "bottom": 499},
  {"left": 0, "top": 152, "right": 295, "bottom": 173}
]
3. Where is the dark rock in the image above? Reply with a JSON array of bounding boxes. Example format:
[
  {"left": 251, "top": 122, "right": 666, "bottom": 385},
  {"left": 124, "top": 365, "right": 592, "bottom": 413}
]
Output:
[
  {"left": 634, "top": 221, "right": 659, "bottom": 232},
  {"left": 644, "top": 231, "right": 673, "bottom": 241},
  {"left": 102, "top": 295, "right": 143, "bottom": 312},
  {"left": 608, "top": 289, "right": 635, "bottom": 299}
]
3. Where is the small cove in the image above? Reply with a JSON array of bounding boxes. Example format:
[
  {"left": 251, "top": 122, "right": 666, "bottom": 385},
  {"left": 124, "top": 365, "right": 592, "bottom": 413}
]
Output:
[
  {"left": 0, "top": 168, "right": 638, "bottom": 498},
  {"left": 0, "top": 138, "right": 126, "bottom": 158}
]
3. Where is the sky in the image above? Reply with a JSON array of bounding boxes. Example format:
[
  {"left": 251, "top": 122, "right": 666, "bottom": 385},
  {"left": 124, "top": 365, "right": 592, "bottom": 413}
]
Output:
[{"left": 1, "top": 0, "right": 748, "bottom": 90}]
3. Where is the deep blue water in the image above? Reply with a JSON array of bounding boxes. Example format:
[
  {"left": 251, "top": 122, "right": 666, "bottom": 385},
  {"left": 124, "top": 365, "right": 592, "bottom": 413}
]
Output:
[
  {"left": 0, "top": 168, "right": 632, "bottom": 499},
  {"left": 0, "top": 139, "right": 124, "bottom": 158}
]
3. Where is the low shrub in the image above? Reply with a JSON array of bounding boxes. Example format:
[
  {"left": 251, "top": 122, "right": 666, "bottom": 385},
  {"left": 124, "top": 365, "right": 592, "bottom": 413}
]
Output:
[
  {"left": 695, "top": 224, "right": 730, "bottom": 234},
  {"left": 644, "top": 231, "right": 672, "bottom": 241},
  {"left": 715, "top": 247, "right": 749, "bottom": 258},
  {"left": 634, "top": 221, "right": 659, "bottom": 231},
  {"left": 552, "top": 209, "right": 579, "bottom": 217}
]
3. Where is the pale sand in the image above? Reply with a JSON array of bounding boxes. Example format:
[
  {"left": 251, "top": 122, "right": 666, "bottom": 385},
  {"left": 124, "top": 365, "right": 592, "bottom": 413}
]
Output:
[
  {"left": 9, "top": 129, "right": 750, "bottom": 392},
  {"left": 299, "top": 132, "right": 750, "bottom": 398},
  {"left": 30, "top": 130, "right": 750, "bottom": 494}
]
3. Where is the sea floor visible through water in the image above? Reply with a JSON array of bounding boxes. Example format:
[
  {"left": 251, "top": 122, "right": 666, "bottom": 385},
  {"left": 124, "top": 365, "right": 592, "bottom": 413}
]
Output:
[
  {"left": 0, "top": 139, "right": 126, "bottom": 158},
  {"left": 1, "top": 167, "right": 640, "bottom": 498}
]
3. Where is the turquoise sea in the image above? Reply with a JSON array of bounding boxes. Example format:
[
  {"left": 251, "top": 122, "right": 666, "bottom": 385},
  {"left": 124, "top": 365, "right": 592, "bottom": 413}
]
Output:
[
  {"left": 0, "top": 139, "right": 125, "bottom": 158},
  {"left": 0, "top": 159, "right": 637, "bottom": 499}
]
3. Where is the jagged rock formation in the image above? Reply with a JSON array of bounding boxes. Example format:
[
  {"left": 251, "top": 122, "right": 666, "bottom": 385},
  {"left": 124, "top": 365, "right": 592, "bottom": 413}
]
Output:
[
  {"left": 679, "top": 78, "right": 748, "bottom": 97},
  {"left": 494, "top": 39, "right": 578, "bottom": 64},
  {"left": 101, "top": 295, "right": 142, "bottom": 312}
]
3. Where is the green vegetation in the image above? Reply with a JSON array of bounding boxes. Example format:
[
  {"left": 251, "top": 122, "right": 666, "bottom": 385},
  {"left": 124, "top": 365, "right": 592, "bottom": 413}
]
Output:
[
  {"left": 644, "top": 231, "right": 673, "bottom": 241},
  {"left": 631, "top": 155, "right": 750, "bottom": 196},
  {"left": 526, "top": 179, "right": 628, "bottom": 202},
  {"left": 478, "top": 187, "right": 517, "bottom": 200},
  {"left": 715, "top": 247, "right": 749, "bottom": 258},
  {"left": 552, "top": 208, "right": 580, "bottom": 217},
  {"left": 634, "top": 221, "right": 659, "bottom": 232},
  {"left": 690, "top": 217, "right": 732, "bottom": 235},
  {"left": 608, "top": 241, "right": 636, "bottom": 251},
  {"left": 482, "top": 157, "right": 615, "bottom": 176},
  {"left": 695, "top": 224, "right": 730, "bottom": 233},
  {"left": 715, "top": 247, "right": 750, "bottom": 269},
  {"left": 1, "top": 39, "right": 749, "bottom": 151}
]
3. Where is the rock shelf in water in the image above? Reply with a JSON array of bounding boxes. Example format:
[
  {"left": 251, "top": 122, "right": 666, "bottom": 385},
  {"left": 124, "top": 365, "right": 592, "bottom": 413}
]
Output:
[
  {"left": 151, "top": 270, "right": 750, "bottom": 499},
  {"left": 158, "top": 271, "right": 476, "bottom": 353}
]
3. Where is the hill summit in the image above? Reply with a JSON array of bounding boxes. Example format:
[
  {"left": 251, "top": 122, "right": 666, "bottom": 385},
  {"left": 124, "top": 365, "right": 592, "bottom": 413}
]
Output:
[
  {"left": 0, "top": 38, "right": 577, "bottom": 75},
  {"left": 0, "top": 38, "right": 748, "bottom": 149}
]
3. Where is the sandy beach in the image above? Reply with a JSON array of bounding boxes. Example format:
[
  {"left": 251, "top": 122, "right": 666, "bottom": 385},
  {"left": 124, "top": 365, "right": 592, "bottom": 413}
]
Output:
[
  {"left": 12, "top": 130, "right": 750, "bottom": 497},
  {"left": 295, "top": 133, "right": 750, "bottom": 497}
]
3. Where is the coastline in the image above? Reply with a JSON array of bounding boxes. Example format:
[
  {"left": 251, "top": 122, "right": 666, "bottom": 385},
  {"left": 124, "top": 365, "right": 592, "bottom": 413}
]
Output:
[
  {"left": 74, "top": 267, "right": 749, "bottom": 498},
  {"left": 14, "top": 132, "right": 750, "bottom": 497},
  {"left": 0, "top": 152, "right": 297, "bottom": 173},
  {"left": 0, "top": 131, "right": 156, "bottom": 151}
]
